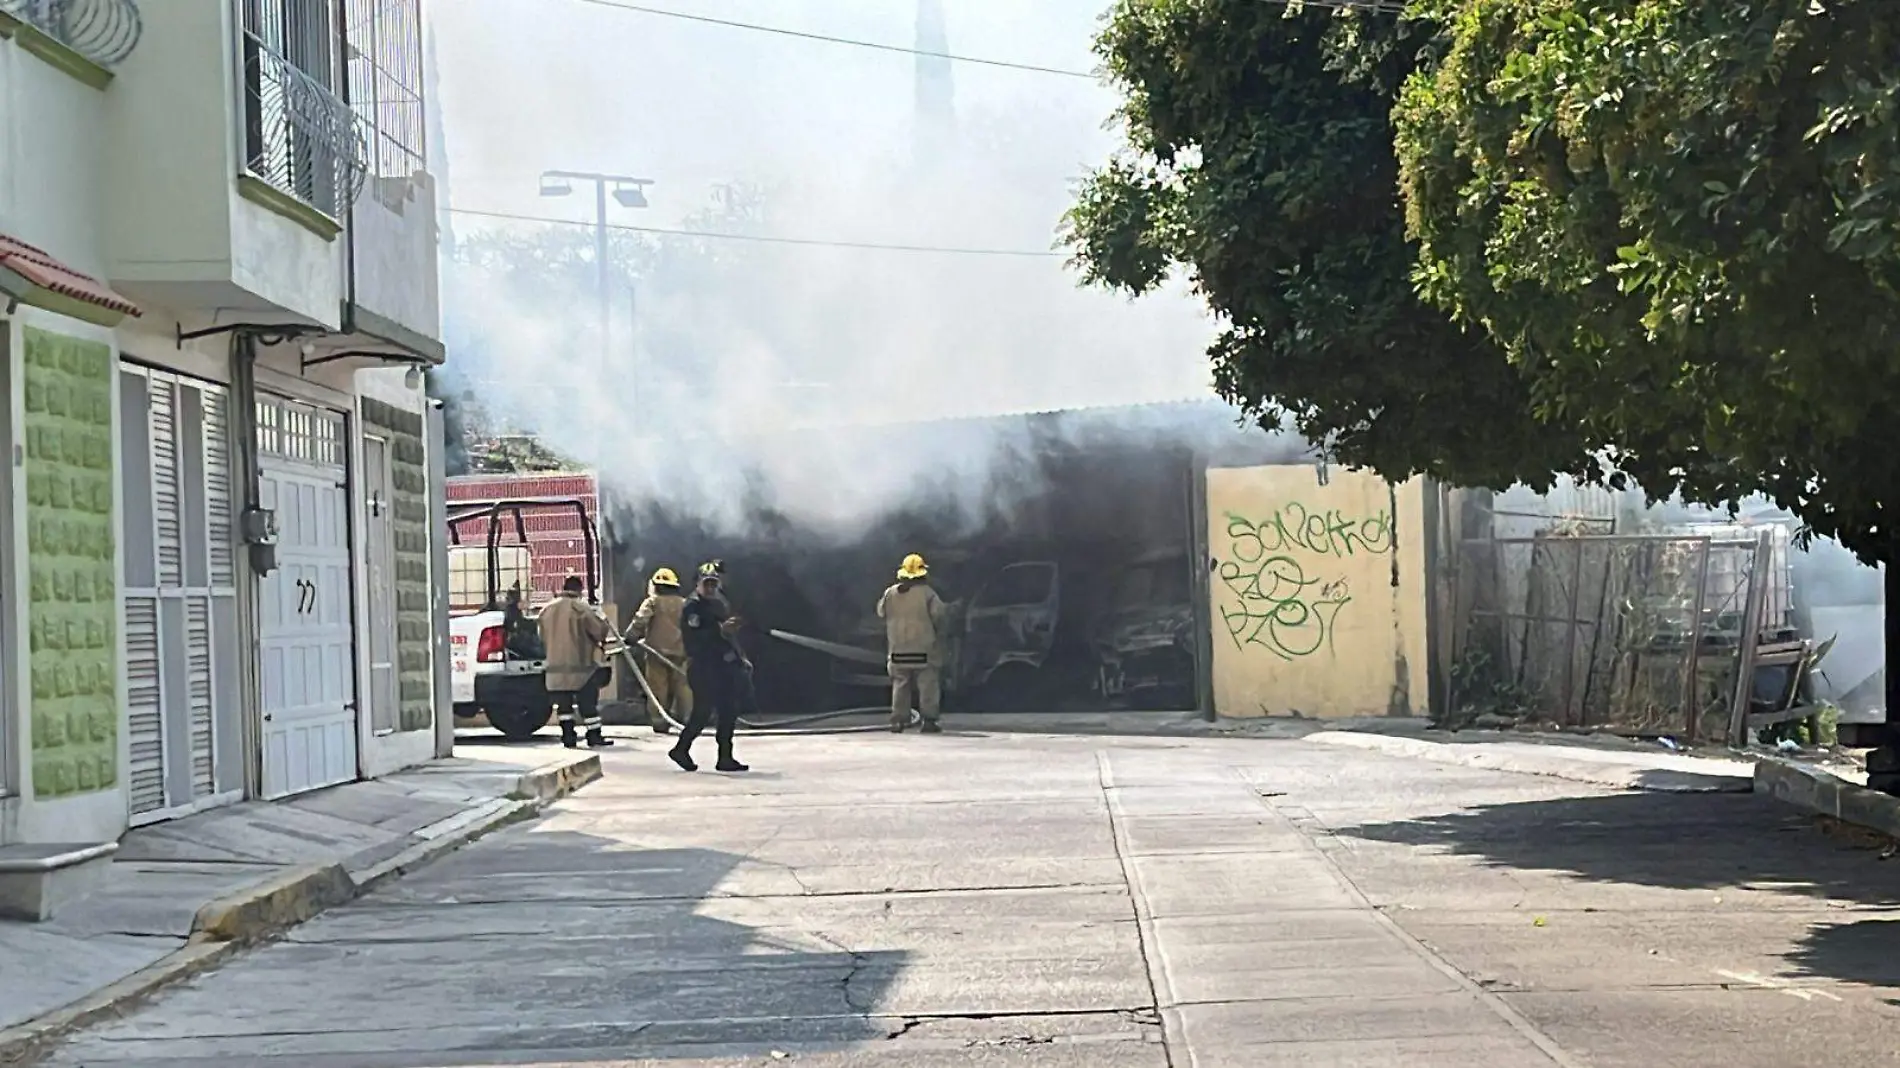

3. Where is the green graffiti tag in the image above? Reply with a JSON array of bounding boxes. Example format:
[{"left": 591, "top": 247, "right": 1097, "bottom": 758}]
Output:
[
  {"left": 1231, "top": 503, "right": 1393, "bottom": 560},
  {"left": 1217, "top": 504, "right": 1392, "bottom": 661}
]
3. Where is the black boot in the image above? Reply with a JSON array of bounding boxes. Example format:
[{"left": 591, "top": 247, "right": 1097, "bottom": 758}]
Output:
[
  {"left": 715, "top": 741, "right": 749, "bottom": 773},
  {"left": 560, "top": 720, "right": 580, "bottom": 749},
  {"left": 585, "top": 727, "right": 615, "bottom": 749},
  {"left": 668, "top": 743, "right": 698, "bottom": 771}
]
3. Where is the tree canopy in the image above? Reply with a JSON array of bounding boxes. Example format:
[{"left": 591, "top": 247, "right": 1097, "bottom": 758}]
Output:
[
  {"left": 1062, "top": 1, "right": 1599, "bottom": 491},
  {"left": 1069, "top": 0, "right": 1900, "bottom": 563},
  {"left": 1396, "top": 0, "right": 1900, "bottom": 562}
]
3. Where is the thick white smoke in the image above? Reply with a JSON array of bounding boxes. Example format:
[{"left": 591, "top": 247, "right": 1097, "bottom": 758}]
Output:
[{"left": 431, "top": 0, "right": 1221, "bottom": 539}]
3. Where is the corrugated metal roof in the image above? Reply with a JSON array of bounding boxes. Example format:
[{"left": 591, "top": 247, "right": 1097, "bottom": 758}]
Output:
[{"left": 0, "top": 234, "right": 141, "bottom": 318}]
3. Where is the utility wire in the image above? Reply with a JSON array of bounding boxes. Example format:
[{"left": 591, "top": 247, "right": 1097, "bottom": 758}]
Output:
[
  {"left": 566, "top": 0, "right": 1096, "bottom": 79},
  {"left": 447, "top": 205, "right": 1064, "bottom": 258}
]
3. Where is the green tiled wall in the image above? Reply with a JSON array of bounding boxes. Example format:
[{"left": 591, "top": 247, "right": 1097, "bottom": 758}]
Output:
[
  {"left": 22, "top": 327, "right": 118, "bottom": 799},
  {"left": 362, "top": 397, "right": 435, "bottom": 733}
]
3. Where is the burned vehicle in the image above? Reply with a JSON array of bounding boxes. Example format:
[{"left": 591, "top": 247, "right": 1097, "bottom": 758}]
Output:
[
  {"left": 1091, "top": 552, "right": 1196, "bottom": 709},
  {"left": 773, "top": 557, "right": 1062, "bottom": 710}
]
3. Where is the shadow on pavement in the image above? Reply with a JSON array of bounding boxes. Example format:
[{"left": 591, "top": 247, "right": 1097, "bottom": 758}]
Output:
[
  {"left": 1784, "top": 918, "right": 1900, "bottom": 1004},
  {"left": 1336, "top": 792, "right": 1900, "bottom": 907},
  {"left": 389, "top": 829, "right": 912, "bottom": 1058},
  {"left": 1335, "top": 793, "right": 1900, "bottom": 996},
  {"left": 51, "top": 830, "right": 912, "bottom": 1066}
]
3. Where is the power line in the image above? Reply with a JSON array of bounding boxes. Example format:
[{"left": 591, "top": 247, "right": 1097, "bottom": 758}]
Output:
[
  {"left": 446, "top": 205, "right": 1064, "bottom": 258},
  {"left": 566, "top": 0, "right": 1096, "bottom": 79}
]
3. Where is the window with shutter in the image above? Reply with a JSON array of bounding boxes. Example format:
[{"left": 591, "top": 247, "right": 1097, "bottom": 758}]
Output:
[
  {"left": 205, "top": 391, "right": 236, "bottom": 587},
  {"left": 125, "top": 596, "right": 166, "bottom": 814},
  {"left": 187, "top": 595, "right": 215, "bottom": 796},
  {"left": 151, "top": 379, "right": 183, "bottom": 588}
]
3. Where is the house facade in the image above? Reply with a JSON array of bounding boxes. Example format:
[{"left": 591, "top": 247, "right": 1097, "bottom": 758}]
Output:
[{"left": 1, "top": 0, "right": 448, "bottom": 852}]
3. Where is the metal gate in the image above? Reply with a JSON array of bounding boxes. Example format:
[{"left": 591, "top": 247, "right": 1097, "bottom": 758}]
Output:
[{"left": 1455, "top": 530, "right": 1780, "bottom": 743}]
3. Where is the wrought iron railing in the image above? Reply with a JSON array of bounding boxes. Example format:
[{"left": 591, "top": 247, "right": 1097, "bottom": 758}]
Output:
[
  {"left": 342, "top": 0, "right": 425, "bottom": 180},
  {"left": 0, "top": 0, "right": 143, "bottom": 66},
  {"left": 239, "top": 26, "right": 367, "bottom": 217}
]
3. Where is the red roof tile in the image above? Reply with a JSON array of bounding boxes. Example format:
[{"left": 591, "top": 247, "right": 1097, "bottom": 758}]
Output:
[{"left": 0, "top": 233, "right": 141, "bottom": 319}]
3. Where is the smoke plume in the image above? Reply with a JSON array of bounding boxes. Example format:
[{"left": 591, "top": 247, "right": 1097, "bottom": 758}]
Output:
[{"left": 430, "top": 0, "right": 1222, "bottom": 540}]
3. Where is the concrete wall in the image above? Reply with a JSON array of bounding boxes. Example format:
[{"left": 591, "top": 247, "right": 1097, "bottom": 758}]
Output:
[
  {"left": 2, "top": 10, "right": 109, "bottom": 270},
  {"left": 350, "top": 175, "right": 442, "bottom": 342},
  {"left": 104, "top": 0, "right": 342, "bottom": 327},
  {"left": 1205, "top": 465, "right": 1430, "bottom": 719},
  {"left": 101, "top": 0, "right": 234, "bottom": 293},
  {"left": 1, "top": 17, "right": 133, "bottom": 846}
]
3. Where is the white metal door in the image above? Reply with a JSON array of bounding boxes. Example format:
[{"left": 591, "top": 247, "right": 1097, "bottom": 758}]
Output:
[
  {"left": 363, "top": 435, "right": 399, "bottom": 735},
  {"left": 257, "top": 397, "right": 357, "bottom": 799},
  {"left": 120, "top": 367, "right": 241, "bottom": 820}
]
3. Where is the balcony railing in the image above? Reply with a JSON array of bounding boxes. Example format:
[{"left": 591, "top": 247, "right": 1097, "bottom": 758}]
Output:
[
  {"left": 240, "top": 26, "right": 367, "bottom": 218},
  {"left": 0, "top": 0, "right": 143, "bottom": 67}
]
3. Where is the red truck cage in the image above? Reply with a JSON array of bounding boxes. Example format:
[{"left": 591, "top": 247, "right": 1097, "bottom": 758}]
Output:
[{"left": 445, "top": 472, "right": 602, "bottom": 608}]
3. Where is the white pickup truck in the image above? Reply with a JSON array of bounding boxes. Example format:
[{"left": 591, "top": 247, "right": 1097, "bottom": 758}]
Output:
[{"left": 445, "top": 499, "right": 603, "bottom": 740}]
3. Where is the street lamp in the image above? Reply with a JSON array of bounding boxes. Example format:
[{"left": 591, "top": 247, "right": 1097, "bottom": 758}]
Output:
[{"left": 538, "top": 169, "right": 654, "bottom": 382}]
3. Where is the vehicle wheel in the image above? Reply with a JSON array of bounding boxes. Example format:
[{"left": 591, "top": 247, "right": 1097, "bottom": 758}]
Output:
[{"left": 485, "top": 702, "right": 553, "bottom": 741}]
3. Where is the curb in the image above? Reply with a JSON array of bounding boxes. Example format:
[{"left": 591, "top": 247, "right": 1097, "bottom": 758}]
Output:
[
  {"left": 0, "top": 754, "right": 600, "bottom": 1065},
  {"left": 1305, "top": 731, "right": 1755, "bottom": 793},
  {"left": 0, "top": 940, "right": 240, "bottom": 1067},
  {"left": 190, "top": 862, "right": 356, "bottom": 942},
  {"left": 1754, "top": 758, "right": 1900, "bottom": 839},
  {"left": 509, "top": 751, "right": 603, "bottom": 803}
]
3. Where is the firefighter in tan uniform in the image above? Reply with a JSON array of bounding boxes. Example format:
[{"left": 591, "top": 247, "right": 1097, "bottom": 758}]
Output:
[
  {"left": 628, "top": 567, "right": 692, "bottom": 735},
  {"left": 541, "top": 575, "right": 614, "bottom": 749},
  {"left": 878, "top": 553, "right": 947, "bottom": 734}
]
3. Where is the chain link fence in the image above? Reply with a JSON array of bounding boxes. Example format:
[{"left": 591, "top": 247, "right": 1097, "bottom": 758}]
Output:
[{"left": 1454, "top": 531, "right": 1780, "bottom": 743}]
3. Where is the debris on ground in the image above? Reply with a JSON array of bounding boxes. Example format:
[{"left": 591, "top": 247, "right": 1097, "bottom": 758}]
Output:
[{"left": 1813, "top": 815, "right": 1900, "bottom": 857}]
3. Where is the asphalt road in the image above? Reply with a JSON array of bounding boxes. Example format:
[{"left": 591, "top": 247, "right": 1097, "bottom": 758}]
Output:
[{"left": 45, "top": 728, "right": 1900, "bottom": 1067}]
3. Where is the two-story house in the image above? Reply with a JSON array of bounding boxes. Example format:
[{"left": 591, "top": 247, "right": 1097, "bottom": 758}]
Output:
[{"left": 0, "top": 0, "right": 449, "bottom": 882}]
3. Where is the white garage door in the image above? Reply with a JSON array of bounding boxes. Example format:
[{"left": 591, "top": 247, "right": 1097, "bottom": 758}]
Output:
[
  {"left": 120, "top": 366, "right": 242, "bottom": 822},
  {"left": 257, "top": 396, "right": 358, "bottom": 799}
]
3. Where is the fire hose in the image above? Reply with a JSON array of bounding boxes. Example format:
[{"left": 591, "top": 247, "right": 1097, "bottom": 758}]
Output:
[{"left": 609, "top": 633, "right": 920, "bottom": 736}]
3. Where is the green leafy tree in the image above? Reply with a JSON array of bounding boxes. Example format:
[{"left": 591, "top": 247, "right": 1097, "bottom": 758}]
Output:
[
  {"left": 1063, "top": 1, "right": 1599, "bottom": 490},
  {"left": 1394, "top": 0, "right": 1900, "bottom": 563}
]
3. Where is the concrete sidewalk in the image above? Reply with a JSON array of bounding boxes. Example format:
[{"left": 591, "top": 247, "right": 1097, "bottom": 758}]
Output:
[
  {"left": 906, "top": 710, "right": 1762, "bottom": 793},
  {"left": 0, "top": 743, "right": 600, "bottom": 1060},
  {"left": 1303, "top": 728, "right": 1758, "bottom": 792}
]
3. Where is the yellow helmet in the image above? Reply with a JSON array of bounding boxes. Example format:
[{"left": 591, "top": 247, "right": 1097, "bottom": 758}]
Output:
[
  {"left": 651, "top": 567, "right": 680, "bottom": 588},
  {"left": 897, "top": 553, "right": 928, "bottom": 580}
]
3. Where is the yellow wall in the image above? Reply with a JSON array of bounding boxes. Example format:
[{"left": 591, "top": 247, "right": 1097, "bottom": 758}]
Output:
[{"left": 1206, "top": 466, "right": 1431, "bottom": 719}]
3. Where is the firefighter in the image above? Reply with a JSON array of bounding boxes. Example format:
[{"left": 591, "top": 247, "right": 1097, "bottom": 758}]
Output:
[
  {"left": 628, "top": 567, "right": 692, "bottom": 734},
  {"left": 541, "top": 575, "right": 614, "bottom": 749},
  {"left": 669, "top": 564, "right": 749, "bottom": 772},
  {"left": 878, "top": 553, "right": 947, "bottom": 734}
]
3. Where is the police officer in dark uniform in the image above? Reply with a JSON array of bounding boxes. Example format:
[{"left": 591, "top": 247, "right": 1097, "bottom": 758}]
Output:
[
  {"left": 668, "top": 563, "right": 750, "bottom": 773},
  {"left": 703, "top": 559, "right": 763, "bottom": 720}
]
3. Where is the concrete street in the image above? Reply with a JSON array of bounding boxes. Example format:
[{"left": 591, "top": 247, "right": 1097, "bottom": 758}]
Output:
[{"left": 44, "top": 729, "right": 1900, "bottom": 1067}]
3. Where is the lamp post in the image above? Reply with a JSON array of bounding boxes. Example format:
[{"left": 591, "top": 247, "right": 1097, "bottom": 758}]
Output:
[{"left": 538, "top": 169, "right": 654, "bottom": 380}]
